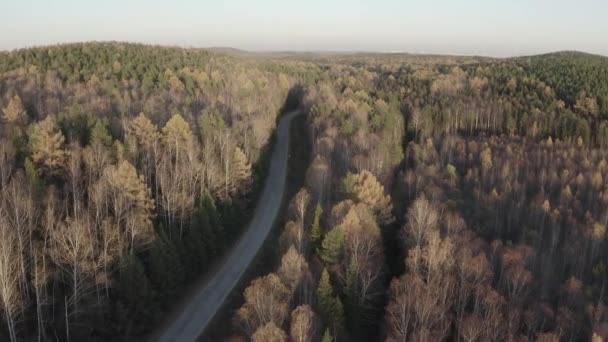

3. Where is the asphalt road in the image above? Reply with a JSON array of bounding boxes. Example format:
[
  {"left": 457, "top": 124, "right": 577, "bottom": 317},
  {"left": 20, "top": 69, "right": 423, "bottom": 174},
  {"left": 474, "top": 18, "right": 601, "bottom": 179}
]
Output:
[{"left": 157, "top": 110, "right": 302, "bottom": 342}]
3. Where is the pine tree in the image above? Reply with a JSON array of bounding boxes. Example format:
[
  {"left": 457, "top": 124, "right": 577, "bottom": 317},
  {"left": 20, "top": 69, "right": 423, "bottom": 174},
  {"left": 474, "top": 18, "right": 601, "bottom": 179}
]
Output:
[
  {"left": 196, "top": 203, "right": 218, "bottom": 258},
  {"left": 202, "top": 191, "right": 225, "bottom": 251},
  {"left": 161, "top": 112, "right": 194, "bottom": 164},
  {"left": 199, "top": 108, "right": 226, "bottom": 141},
  {"left": 130, "top": 112, "right": 159, "bottom": 151},
  {"left": 317, "top": 268, "right": 343, "bottom": 329},
  {"left": 334, "top": 296, "right": 345, "bottom": 329},
  {"left": 310, "top": 202, "right": 324, "bottom": 248},
  {"left": 345, "top": 259, "right": 359, "bottom": 308},
  {"left": 90, "top": 119, "right": 113, "bottom": 147},
  {"left": 182, "top": 213, "right": 208, "bottom": 275},
  {"left": 118, "top": 254, "right": 158, "bottom": 324},
  {"left": 147, "top": 226, "right": 183, "bottom": 304},
  {"left": 28, "top": 115, "right": 67, "bottom": 175},
  {"left": 103, "top": 160, "right": 155, "bottom": 250},
  {"left": 317, "top": 269, "right": 334, "bottom": 318},
  {"left": 219, "top": 199, "right": 240, "bottom": 241},
  {"left": 319, "top": 228, "right": 343, "bottom": 265},
  {"left": 344, "top": 260, "right": 362, "bottom": 335}
]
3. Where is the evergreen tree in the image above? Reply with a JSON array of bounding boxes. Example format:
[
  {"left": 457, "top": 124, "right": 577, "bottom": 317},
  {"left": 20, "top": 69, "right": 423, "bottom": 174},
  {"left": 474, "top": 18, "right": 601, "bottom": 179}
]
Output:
[
  {"left": 196, "top": 203, "right": 217, "bottom": 258},
  {"left": 334, "top": 297, "right": 345, "bottom": 330},
  {"left": 130, "top": 112, "right": 160, "bottom": 151},
  {"left": 89, "top": 119, "right": 113, "bottom": 147},
  {"left": 181, "top": 215, "right": 208, "bottom": 276},
  {"left": 117, "top": 254, "right": 158, "bottom": 326},
  {"left": 218, "top": 199, "right": 240, "bottom": 241},
  {"left": 344, "top": 260, "right": 359, "bottom": 316},
  {"left": 202, "top": 192, "right": 225, "bottom": 251},
  {"left": 344, "top": 258, "right": 368, "bottom": 336},
  {"left": 319, "top": 228, "right": 343, "bottom": 265},
  {"left": 161, "top": 112, "right": 194, "bottom": 164},
  {"left": 317, "top": 269, "right": 334, "bottom": 318},
  {"left": 317, "top": 269, "right": 343, "bottom": 330},
  {"left": 146, "top": 226, "right": 183, "bottom": 305},
  {"left": 310, "top": 202, "right": 324, "bottom": 249},
  {"left": 199, "top": 108, "right": 225, "bottom": 142},
  {"left": 28, "top": 115, "right": 67, "bottom": 175}
]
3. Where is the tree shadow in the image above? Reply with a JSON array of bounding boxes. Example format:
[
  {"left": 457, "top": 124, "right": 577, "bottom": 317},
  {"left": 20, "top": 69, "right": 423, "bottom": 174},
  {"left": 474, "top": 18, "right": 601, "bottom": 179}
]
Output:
[{"left": 280, "top": 83, "right": 305, "bottom": 113}]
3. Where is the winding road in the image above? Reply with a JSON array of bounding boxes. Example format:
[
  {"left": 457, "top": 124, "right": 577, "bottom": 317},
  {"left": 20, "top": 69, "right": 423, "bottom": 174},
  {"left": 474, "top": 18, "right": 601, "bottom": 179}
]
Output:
[{"left": 157, "top": 110, "right": 303, "bottom": 342}]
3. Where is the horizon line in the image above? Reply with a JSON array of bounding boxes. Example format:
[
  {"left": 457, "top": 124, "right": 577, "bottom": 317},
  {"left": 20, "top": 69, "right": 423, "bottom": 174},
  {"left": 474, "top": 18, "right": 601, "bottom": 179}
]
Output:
[{"left": 1, "top": 40, "right": 607, "bottom": 59}]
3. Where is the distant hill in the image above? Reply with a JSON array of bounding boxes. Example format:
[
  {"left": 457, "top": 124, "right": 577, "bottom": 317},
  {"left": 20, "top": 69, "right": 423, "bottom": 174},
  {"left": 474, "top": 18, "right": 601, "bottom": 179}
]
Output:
[
  {"left": 515, "top": 51, "right": 608, "bottom": 108},
  {"left": 1, "top": 42, "right": 606, "bottom": 114}
]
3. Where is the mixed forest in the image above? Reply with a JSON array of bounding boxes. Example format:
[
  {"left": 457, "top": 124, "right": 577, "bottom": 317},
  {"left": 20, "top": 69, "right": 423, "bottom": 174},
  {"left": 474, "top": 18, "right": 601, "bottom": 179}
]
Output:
[{"left": 0, "top": 43, "right": 607, "bottom": 341}]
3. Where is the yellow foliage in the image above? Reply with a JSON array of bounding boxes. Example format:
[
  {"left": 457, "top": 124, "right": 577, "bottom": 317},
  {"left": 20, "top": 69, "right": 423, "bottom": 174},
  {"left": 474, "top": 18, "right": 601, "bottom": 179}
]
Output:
[
  {"left": 542, "top": 200, "right": 551, "bottom": 213},
  {"left": 28, "top": 116, "right": 67, "bottom": 174},
  {"left": 2, "top": 95, "right": 27, "bottom": 124},
  {"left": 162, "top": 113, "right": 195, "bottom": 162},
  {"left": 231, "top": 146, "right": 252, "bottom": 195},
  {"left": 343, "top": 170, "right": 394, "bottom": 224},
  {"left": 481, "top": 148, "right": 493, "bottom": 171},
  {"left": 107, "top": 161, "right": 154, "bottom": 209},
  {"left": 130, "top": 112, "right": 159, "bottom": 150},
  {"left": 252, "top": 322, "right": 287, "bottom": 342},
  {"left": 592, "top": 223, "right": 606, "bottom": 241},
  {"left": 577, "top": 136, "right": 584, "bottom": 146},
  {"left": 591, "top": 172, "right": 603, "bottom": 189}
]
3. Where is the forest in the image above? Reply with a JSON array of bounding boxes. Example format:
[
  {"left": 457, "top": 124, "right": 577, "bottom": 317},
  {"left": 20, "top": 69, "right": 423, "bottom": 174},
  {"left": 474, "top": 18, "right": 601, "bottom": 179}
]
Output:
[{"left": 0, "top": 42, "right": 607, "bottom": 341}]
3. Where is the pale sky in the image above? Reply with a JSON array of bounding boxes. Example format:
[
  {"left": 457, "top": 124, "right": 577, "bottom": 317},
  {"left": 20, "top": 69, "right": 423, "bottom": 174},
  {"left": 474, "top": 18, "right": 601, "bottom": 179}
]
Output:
[{"left": 1, "top": 0, "right": 606, "bottom": 57}]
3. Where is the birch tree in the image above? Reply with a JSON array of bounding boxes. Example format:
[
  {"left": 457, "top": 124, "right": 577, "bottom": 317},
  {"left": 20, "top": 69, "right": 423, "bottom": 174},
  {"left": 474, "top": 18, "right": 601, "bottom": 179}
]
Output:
[{"left": 0, "top": 208, "right": 23, "bottom": 342}]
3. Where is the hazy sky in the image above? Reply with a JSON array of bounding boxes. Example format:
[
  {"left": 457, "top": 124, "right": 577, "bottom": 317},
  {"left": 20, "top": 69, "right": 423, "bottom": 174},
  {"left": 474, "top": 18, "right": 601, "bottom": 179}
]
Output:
[{"left": 1, "top": 0, "right": 607, "bottom": 56}]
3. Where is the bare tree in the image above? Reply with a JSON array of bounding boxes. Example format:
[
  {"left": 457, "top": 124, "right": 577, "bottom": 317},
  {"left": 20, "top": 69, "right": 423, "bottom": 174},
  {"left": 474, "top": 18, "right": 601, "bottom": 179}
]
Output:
[
  {"left": 49, "top": 214, "right": 99, "bottom": 339},
  {"left": 0, "top": 139, "right": 15, "bottom": 189},
  {"left": 289, "top": 189, "right": 311, "bottom": 253},
  {"left": 277, "top": 246, "right": 310, "bottom": 295},
  {"left": 290, "top": 305, "right": 317, "bottom": 342},
  {"left": 235, "top": 273, "right": 290, "bottom": 335},
  {"left": 403, "top": 195, "right": 439, "bottom": 247},
  {"left": 0, "top": 207, "right": 24, "bottom": 342},
  {"left": 2, "top": 95, "right": 28, "bottom": 126},
  {"left": 2, "top": 173, "right": 36, "bottom": 300},
  {"left": 251, "top": 321, "right": 287, "bottom": 342},
  {"left": 339, "top": 203, "right": 384, "bottom": 312},
  {"left": 66, "top": 145, "right": 84, "bottom": 218}
]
